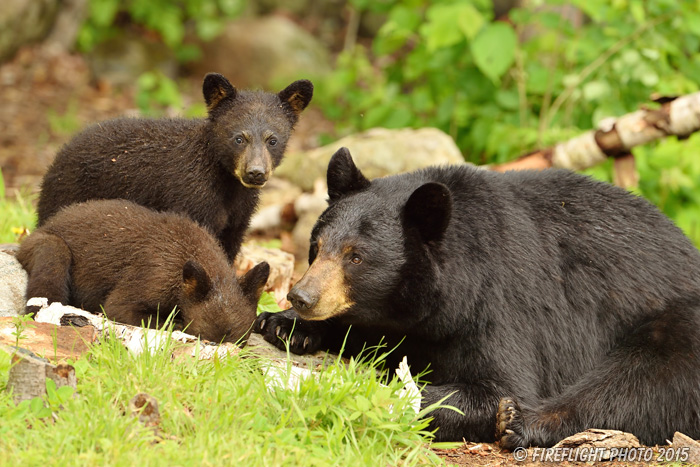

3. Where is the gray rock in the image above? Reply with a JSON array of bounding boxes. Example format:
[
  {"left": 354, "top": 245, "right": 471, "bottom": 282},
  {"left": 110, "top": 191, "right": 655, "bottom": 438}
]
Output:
[
  {"left": 0, "top": 0, "right": 60, "bottom": 62},
  {"left": 86, "top": 33, "right": 178, "bottom": 87},
  {"left": 276, "top": 127, "right": 467, "bottom": 191},
  {"left": 0, "top": 251, "right": 27, "bottom": 317},
  {"left": 188, "top": 15, "right": 331, "bottom": 89}
]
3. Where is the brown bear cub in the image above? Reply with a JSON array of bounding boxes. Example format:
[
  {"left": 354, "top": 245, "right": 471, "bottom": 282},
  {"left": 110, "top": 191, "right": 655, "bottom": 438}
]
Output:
[
  {"left": 36, "top": 73, "right": 313, "bottom": 261},
  {"left": 18, "top": 199, "right": 270, "bottom": 344}
]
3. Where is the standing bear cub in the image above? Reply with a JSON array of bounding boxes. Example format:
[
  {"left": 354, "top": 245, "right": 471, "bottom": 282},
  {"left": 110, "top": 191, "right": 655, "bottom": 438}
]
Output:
[
  {"left": 256, "top": 148, "right": 700, "bottom": 447},
  {"left": 19, "top": 199, "right": 270, "bottom": 344},
  {"left": 37, "top": 73, "right": 313, "bottom": 261}
]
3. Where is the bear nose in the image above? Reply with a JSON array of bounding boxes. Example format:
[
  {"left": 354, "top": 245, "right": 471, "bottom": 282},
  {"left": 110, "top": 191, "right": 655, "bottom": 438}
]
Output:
[
  {"left": 246, "top": 167, "right": 266, "bottom": 185},
  {"left": 287, "top": 287, "right": 318, "bottom": 312}
]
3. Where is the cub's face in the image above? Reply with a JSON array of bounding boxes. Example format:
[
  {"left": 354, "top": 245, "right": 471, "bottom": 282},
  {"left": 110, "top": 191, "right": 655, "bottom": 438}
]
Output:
[
  {"left": 180, "top": 260, "right": 270, "bottom": 344},
  {"left": 202, "top": 73, "right": 313, "bottom": 188}
]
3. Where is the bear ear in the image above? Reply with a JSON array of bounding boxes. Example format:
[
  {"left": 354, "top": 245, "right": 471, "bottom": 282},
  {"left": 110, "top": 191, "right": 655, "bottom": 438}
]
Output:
[
  {"left": 182, "top": 260, "right": 212, "bottom": 301},
  {"left": 203, "top": 73, "right": 237, "bottom": 113},
  {"left": 327, "top": 147, "right": 371, "bottom": 202},
  {"left": 403, "top": 183, "right": 452, "bottom": 243},
  {"left": 278, "top": 80, "right": 314, "bottom": 116},
  {"left": 239, "top": 261, "right": 270, "bottom": 303}
]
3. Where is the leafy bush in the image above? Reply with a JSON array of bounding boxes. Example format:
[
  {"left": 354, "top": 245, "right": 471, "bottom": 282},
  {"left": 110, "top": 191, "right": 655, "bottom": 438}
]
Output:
[
  {"left": 78, "top": 0, "right": 246, "bottom": 61},
  {"left": 317, "top": 0, "right": 700, "bottom": 244}
]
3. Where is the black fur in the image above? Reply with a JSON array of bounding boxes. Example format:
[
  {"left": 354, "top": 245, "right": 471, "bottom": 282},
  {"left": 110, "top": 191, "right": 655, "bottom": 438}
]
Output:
[
  {"left": 256, "top": 148, "right": 700, "bottom": 446},
  {"left": 36, "top": 73, "right": 313, "bottom": 262}
]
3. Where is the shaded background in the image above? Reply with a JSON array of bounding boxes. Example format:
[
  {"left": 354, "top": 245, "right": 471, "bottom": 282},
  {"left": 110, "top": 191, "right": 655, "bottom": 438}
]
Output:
[{"left": 1, "top": 0, "right": 699, "bottom": 247}]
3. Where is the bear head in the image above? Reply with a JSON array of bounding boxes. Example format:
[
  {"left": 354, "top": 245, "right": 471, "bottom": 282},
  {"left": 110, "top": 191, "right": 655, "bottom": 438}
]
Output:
[
  {"left": 202, "top": 73, "right": 313, "bottom": 188},
  {"left": 179, "top": 259, "right": 270, "bottom": 344},
  {"left": 287, "top": 147, "right": 452, "bottom": 327}
]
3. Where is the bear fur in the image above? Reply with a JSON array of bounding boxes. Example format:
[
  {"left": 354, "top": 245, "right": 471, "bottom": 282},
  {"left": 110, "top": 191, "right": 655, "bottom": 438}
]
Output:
[
  {"left": 36, "top": 73, "right": 313, "bottom": 261},
  {"left": 19, "top": 199, "right": 270, "bottom": 344},
  {"left": 255, "top": 147, "right": 700, "bottom": 446}
]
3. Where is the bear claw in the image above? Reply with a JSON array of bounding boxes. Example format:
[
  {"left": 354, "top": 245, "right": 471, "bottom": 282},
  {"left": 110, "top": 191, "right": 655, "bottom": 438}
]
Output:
[{"left": 496, "top": 397, "right": 526, "bottom": 450}]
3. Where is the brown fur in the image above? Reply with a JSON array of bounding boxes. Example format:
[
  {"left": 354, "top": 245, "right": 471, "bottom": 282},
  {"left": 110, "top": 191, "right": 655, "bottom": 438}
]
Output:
[{"left": 18, "top": 200, "right": 270, "bottom": 344}]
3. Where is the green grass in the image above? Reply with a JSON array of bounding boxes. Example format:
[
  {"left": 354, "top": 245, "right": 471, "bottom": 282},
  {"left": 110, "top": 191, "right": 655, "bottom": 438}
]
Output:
[
  {"left": 0, "top": 328, "right": 445, "bottom": 466},
  {"left": 0, "top": 168, "right": 36, "bottom": 243}
]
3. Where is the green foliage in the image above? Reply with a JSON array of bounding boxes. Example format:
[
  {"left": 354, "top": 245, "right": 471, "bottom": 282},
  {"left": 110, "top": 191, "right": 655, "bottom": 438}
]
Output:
[
  {"left": 0, "top": 331, "right": 443, "bottom": 465},
  {"left": 316, "top": 0, "right": 700, "bottom": 245},
  {"left": 10, "top": 314, "right": 35, "bottom": 349},
  {"left": 0, "top": 168, "right": 35, "bottom": 243},
  {"left": 78, "top": 0, "right": 246, "bottom": 60},
  {"left": 257, "top": 291, "right": 283, "bottom": 315}
]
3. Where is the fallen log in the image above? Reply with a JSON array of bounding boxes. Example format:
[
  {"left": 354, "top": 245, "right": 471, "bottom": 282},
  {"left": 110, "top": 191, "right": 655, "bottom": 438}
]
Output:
[{"left": 491, "top": 92, "right": 700, "bottom": 181}]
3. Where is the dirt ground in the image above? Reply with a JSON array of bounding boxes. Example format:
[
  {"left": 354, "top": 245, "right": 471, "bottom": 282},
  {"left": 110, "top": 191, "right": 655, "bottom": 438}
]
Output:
[{"left": 432, "top": 442, "right": 686, "bottom": 466}]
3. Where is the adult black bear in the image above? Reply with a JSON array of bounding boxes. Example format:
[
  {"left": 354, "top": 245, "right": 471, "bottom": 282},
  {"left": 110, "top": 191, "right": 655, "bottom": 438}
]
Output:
[
  {"left": 36, "top": 73, "right": 313, "bottom": 261},
  {"left": 255, "top": 147, "right": 700, "bottom": 447},
  {"left": 19, "top": 199, "right": 270, "bottom": 344}
]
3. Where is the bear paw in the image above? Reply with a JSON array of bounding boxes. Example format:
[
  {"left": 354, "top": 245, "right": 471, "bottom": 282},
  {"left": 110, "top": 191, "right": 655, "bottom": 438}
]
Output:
[
  {"left": 254, "top": 309, "right": 321, "bottom": 355},
  {"left": 496, "top": 397, "right": 527, "bottom": 450}
]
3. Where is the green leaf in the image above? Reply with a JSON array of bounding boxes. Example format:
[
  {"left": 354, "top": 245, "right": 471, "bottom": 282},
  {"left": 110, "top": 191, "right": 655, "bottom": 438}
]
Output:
[
  {"left": 582, "top": 80, "right": 611, "bottom": 101},
  {"left": 630, "top": 0, "right": 645, "bottom": 24},
  {"left": 470, "top": 23, "right": 517, "bottom": 84},
  {"left": 420, "top": 3, "right": 484, "bottom": 52},
  {"left": 56, "top": 385, "right": 75, "bottom": 402},
  {"left": 257, "top": 292, "right": 282, "bottom": 315},
  {"left": 456, "top": 4, "right": 485, "bottom": 41}
]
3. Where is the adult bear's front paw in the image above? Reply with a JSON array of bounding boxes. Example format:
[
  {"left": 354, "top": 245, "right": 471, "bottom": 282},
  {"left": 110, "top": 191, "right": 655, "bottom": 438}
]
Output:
[{"left": 254, "top": 309, "right": 322, "bottom": 355}]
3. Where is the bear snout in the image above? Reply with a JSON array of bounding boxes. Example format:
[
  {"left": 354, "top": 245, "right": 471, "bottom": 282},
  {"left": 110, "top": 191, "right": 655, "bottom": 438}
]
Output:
[
  {"left": 244, "top": 166, "right": 268, "bottom": 186},
  {"left": 288, "top": 286, "right": 319, "bottom": 313}
]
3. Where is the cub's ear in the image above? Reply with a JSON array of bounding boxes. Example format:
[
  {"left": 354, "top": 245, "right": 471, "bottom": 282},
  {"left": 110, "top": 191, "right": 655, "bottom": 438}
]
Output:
[
  {"left": 203, "top": 73, "right": 237, "bottom": 113},
  {"left": 239, "top": 261, "right": 270, "bottom": 303},
  {"left": 403, "top": 183, "right": 452, "bottom": 243},
  {"left": 278, "top": 80, "right": 314, "bottom": 116},
  {"left": 327, "top": 147, "right": 370, "bottom": 202},
  {"left": 182, "top": 260, "right": 212, "bottom": 301}
]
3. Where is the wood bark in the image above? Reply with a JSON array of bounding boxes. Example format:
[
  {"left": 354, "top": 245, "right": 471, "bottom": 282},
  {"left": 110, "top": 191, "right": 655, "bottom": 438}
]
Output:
[
  {"left": 491, "top": 92, "right": 700, "bottom": 176},
  {"left": 5, "top": 345, "right": 76, "bottom": 403}
]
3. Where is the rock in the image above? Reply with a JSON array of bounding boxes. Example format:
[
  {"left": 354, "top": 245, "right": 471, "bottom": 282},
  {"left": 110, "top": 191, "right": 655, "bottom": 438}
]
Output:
[
  {"left": 276, "top": 127, "right": 466, "bottom": 191},
  {"left": 673, "top": 432, "right": 700, "bottom": 464},
  {"left": 86, "top": 33, "right": 178, "bottom": 87},
  {"left": 291, "top": 179, "right": 328, "bottom": 269},
  {"left": 0, "top": 251, "right": 28, "bottom": 317},
  {"left": 235, "top": 244, "right": 295, "bottom": 308},
  {"left": 248, "top": 178, "right": 302, "bottom": 233},
  {"left": 187, "top": 15, "right": 331, "bottom": 89},
  {"left": 0, "top": 0, "right": 60, "bottom": 62},
  {"left": 553, "top": 428, "right": 641, "bottom": 461}
]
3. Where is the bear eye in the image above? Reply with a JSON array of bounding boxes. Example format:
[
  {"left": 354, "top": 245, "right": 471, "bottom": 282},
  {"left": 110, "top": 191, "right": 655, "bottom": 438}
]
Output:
[
  {"left": 268, "top": 138, "right": 278, "bottom": 146},
  {"left": 234, "top": 136, "right": 244, "bottom": 144},
  {"left": 350, "top": 254, "right": 362, "bottom": 265}
]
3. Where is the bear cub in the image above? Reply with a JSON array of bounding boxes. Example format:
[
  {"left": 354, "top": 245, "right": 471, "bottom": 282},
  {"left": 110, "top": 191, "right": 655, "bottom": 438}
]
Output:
[
  {"left": 36, "top": 73, "right": 313, "bottom": 261},
  {"left": 19, "top": 199, "right": 270, "bottom": 344},
  {"left": 256, "top": 147, "right": 700, "bottom": 446}
]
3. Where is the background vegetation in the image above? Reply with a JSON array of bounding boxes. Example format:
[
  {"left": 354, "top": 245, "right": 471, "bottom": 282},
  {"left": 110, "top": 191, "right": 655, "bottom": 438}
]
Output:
[
  {"left": 314, "top": 0, "right": 700, "bottom": 244},
  {"left": 3, "top": 0, "right": 699, "bottom": 245}
]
